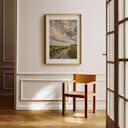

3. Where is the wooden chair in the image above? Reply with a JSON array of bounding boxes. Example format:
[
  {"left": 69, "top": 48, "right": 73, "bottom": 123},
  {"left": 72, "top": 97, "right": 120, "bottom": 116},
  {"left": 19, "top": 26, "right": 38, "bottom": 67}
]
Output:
[{"left": 62, "top": 74, "right": 96, "bottom": 118}]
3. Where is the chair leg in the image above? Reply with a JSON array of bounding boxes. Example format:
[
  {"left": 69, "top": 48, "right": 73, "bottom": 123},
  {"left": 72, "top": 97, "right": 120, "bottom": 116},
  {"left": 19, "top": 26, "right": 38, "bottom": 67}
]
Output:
[
  {"left": 84, "top": 85, "right": 88, "bottom": 118},
  {"left": 73, "top": 97, "right": 76, "bottom": 112},
  {"left": 93, "top": 83, "right": 96, "bottom": 113},
  {"left": 62, "top": 83, "right": 66, "bottom": 115},
  {"left": 93, "top": 96, "right": 96, "bottom": 113},
  {"left": 62, "top": 95, "right": 66, "bottom": 115},
  {"left": 73, "top": 82, "right": 76, "bottom": 112}
]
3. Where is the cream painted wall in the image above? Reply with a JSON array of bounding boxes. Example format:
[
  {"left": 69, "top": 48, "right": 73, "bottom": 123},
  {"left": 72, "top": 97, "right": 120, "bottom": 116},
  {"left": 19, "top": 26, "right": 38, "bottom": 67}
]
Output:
[
  {"left": 17, "top": 0, "right": 106, "bottom": 74},
  {"left": 16, "top": 0, "right": 106, "bottom": 110}
]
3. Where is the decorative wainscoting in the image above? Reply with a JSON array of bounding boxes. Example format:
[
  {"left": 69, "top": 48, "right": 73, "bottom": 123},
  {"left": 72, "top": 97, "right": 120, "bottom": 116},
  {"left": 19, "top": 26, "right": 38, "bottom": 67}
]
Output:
[
  {"left": 16, "top": 74, "right": 106, "bottom": 110},
  {"left": 0, "top": 0, "right": 16, "bottom": 96}
]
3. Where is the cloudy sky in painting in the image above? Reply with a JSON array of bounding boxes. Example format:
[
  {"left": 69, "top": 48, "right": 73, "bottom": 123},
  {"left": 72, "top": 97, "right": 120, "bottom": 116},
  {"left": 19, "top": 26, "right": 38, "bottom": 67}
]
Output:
[{"left": 50, "top": 20, "right": 77, "bottom": 45}]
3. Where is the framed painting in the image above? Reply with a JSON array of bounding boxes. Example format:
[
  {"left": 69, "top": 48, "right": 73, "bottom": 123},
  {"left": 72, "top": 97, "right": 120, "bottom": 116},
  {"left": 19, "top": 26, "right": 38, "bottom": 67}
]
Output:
[{"left": 45, "top": 14, "right": 81, "bottom": 64}]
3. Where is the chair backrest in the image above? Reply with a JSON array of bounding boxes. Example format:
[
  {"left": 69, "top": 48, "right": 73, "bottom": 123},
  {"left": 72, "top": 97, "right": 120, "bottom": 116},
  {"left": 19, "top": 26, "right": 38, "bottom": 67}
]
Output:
[{"left": 73, "top": 74, "right": 96, "bottom": 83}]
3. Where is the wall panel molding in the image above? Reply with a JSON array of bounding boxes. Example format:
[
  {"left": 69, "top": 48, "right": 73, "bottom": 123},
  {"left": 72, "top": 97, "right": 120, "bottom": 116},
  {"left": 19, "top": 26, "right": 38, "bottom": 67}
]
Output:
[
  {"left": 20, "top": 78, "right": 68, "bottom": 101},
  {"left": 0, "top": 66, "right": 14, "bottom": 69},
  {"left": 16, "top": 74, "right": 106, "bottom": 110},
  {"left": 0, "top": 0, "right": 16, "bottom": 97},
  {"left": 2, "top": 71, "right": 14, "bottom": 90},
  {"left": 2, "top": 0, "right": 6, "bottom": 62},
  {"left": 2, "top": 0, "right": 15, "bottom": 63}
]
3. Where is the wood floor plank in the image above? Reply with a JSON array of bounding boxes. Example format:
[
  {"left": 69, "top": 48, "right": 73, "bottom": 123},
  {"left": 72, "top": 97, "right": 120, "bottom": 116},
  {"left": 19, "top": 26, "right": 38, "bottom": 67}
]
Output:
[{"left": 0, "top": 110, "right": 106, "bottom": 128}]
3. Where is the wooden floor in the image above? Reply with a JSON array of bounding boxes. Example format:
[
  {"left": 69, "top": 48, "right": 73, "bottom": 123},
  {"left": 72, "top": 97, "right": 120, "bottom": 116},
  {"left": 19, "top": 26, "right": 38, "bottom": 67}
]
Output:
[{"left": 0, "top": 110, "right": 106, "bottom": 128}]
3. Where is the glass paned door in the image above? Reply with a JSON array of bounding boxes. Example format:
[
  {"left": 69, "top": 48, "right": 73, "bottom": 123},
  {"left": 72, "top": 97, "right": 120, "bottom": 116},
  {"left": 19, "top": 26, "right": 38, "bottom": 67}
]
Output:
[
  {"left": 106, "top": 0, "right": 128, "bottom": 127},
  {"left": 106, "top": 0, "right": 115, "bottom": 127},
  {"left": 118, "top": 0, "right": 128, "bottom": 127}
]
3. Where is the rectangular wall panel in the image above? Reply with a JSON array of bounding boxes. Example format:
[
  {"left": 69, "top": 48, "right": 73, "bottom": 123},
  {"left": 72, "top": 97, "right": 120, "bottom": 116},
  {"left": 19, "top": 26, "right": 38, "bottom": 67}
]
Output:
[
  {"left": 16, "top": 74, "right": 106, "bottom": 110},
  {"left": 3, "top": 0, "right": 15, "bottom": 62},
  {"left": 0, "top": 0, "right": 16, "bottom": 97},
  {"left": 20, "top": 79, "right": 62, "bottom": 101},
  {"left": 0, "top": 0, "right": 2, "bottom": 61},
  {"left": 0, "top": 69, "right": 14, "bottom": 95},
  {"left": 3, "top": 71, "right": 14, "bottom": 89}
]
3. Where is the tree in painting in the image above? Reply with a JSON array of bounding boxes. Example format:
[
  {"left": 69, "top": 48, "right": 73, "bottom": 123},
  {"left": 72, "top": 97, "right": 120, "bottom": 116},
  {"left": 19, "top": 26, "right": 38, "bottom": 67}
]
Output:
[{"left": 49, "top": 20, "right": 77, "bottom": 59}]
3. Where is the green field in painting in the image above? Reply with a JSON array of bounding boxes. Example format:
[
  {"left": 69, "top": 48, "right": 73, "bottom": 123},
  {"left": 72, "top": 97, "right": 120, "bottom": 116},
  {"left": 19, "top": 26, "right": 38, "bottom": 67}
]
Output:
[
  {"left": 67, "top": 44, "right": 77, "bottom": 58},
  {"left": 50, "top": 44, "right": 77, "bottom": 59},
  {"left": 50, "top": 46, "right": 68, "bottom": 58}
]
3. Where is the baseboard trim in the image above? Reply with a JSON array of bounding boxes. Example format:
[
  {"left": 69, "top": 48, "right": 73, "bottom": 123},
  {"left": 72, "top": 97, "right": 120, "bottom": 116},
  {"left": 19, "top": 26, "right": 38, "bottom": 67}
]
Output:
[{"left": 16, "top": 100, "right": 106, "bottom": 110}]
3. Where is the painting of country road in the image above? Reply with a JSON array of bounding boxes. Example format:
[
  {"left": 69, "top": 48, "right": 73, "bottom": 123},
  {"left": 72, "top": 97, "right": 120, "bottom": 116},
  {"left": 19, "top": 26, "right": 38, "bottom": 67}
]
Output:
[
  {"left": 50, "top": 19, "right": 77, "bottom": 59},
  {"left": 45, "top": 14, "right": 81, "bottom": 64}
]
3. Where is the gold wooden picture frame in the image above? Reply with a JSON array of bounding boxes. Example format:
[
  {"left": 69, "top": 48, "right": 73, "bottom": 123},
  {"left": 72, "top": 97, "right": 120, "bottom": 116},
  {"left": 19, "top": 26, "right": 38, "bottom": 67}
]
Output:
[{"left": 45, "top": 14, "right": 81, "bottom": 64}]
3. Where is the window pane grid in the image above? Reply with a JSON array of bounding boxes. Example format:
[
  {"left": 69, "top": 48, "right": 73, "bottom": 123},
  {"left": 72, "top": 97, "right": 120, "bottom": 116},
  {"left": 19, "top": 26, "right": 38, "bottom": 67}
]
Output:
[
  {"left": 107, "top": 35, "right": 110, "bottom": 61},
  {"left": 125, "top": 21, "right": 128, "bottom": 58},
  {"left": 107, "top": 4, "right": 110, "bottom": 32},
  {"left": 110, "top": 92, "right": 114, "bottom": 120},
  {"left": 125, "top": 62, "right": 128, "bottom": 99},
  {"left": 107, "top": 64, "right": 110, "bottom": 89},
  {"left": 125, "top": 101, "right": 128, "bottom": 128},
  {"left": 125, "top": 0, "right": 128, "bottom": 18},
  {"left": 118, "top": 97, "right": 125, "bottom": 128},
  {"left": 119, "top": 0, "right": 124, "bottom": 21},
  {"left": 119, "top": 62, "right": 125, "bottom": 96},
  {"left": 107, "top": 90, "right": 114, "bottom": 120},
  {"left": 119, "top": 23, "right": 125, "bottom": 58},
  {"left": 107, "top": 34, "right": 114, "bottom": 61},
  {"left": 109, "top": 0, "right": 114, "bottom": 31},
  {"left": 107, "top": 90, "right": 110, "bottom": 115},
  {"left": 107, "top": 64, "right": 114, "bottom": 90}
]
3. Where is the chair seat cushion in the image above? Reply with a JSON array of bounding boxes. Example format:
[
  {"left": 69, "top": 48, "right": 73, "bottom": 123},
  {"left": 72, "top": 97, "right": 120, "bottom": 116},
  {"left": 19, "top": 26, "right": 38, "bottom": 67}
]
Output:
[{"left": 64, "top": 91, "right": 96, "bottom": 98}]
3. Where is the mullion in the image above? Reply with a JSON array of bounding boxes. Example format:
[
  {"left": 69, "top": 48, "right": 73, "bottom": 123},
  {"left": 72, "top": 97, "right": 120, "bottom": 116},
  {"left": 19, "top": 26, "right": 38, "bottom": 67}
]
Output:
[
  {"left": 106, "top": 0, "right": 110, "bottom": 119},
  {"left": 118, "top": 95, "right": 128, "bottom": 102},
  {"left": 114, "top": 0, "right": 119, "bottom": 126},
  {"left": 125, "top": 99, "right": 128, "bottom": 102},
  {"left": 107, "top": 88, "right": 114, "bottom": 92},
  {"left": 124, "top": 3, "right": 126, "bottom": 126},
  {"left": 118, "top": 0, "right": 126, "bottom": 127},
  {"left": 107, "top": 31, "right": 115, "bottom": 35},
  {"left": 107, "top": 61, "right": 114, "bottom": 63},
  {"left": 107, "top": 0, "right": 112, "bottom": 5},
  {"left": 106, "top": 0, "right": 116, "bottom": 126},
  {"left": 124, "top": 5, "right": 127, "bottom": 127},
  {"left": 106, "top": 1, "right": 111, "bottom": 121},
  {"left": 118, "top": 59, "right": 128, "bottom": 61},
  {"left": 119, "top": 17, "right": 128, "bottom": 24}
]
